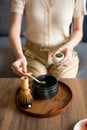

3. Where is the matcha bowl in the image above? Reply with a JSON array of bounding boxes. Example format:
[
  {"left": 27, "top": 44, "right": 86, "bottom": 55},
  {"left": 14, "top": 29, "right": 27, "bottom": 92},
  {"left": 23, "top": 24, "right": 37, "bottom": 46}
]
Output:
[{"left": 32, "top": 75, "right": 58, "bottom": 99}]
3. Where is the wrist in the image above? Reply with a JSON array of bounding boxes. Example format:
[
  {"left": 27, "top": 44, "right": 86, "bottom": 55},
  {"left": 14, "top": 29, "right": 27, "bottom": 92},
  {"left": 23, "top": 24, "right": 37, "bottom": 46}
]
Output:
[
  {"left": 16, "top": 53, "right": 25, "bottom": 59},
  {"left": 66, "top": 43, "right": 73, "bottom": 52},
  {"left": 15, "top": 49, "right": 25, "bottom": 58}
]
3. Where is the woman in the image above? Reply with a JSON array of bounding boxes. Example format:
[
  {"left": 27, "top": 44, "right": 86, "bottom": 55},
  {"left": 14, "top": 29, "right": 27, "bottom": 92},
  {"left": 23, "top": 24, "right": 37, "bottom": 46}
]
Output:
[{"left": 9, "top": 0, "right": 87, "bottom": 78}]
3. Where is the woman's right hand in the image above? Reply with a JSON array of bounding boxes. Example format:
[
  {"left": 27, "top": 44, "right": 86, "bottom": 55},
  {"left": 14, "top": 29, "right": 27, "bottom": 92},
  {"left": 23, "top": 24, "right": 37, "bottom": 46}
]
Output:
[{"left": 11, "top": 55, "right": 28, "bottom": 76}]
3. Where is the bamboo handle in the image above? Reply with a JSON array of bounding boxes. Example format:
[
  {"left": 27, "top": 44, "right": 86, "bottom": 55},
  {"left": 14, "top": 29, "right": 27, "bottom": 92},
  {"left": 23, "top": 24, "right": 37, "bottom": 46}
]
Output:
[
  {"left": 21, "top": 76, "right": 29, "bottom": 90},
  {"left": 28, "top": 75, "right": 40, "bottom": 83}
]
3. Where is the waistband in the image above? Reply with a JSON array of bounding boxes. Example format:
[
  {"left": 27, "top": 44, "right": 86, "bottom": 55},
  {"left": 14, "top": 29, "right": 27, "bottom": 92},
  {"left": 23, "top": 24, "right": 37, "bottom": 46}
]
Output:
[{"left": 24, "top": 40, "right": 63, "bottom": 52}]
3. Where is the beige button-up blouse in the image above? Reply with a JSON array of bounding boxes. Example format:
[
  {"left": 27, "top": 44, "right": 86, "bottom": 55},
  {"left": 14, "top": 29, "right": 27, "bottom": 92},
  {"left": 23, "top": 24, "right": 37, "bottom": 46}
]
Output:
[{"left": 11, "top": 0, "right": 87, "bottom": 46}]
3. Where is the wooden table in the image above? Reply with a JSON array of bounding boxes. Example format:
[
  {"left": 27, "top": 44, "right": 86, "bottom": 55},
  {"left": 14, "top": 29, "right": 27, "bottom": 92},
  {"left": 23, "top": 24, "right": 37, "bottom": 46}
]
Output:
[{"left": 0, "top": 78, "right": 87, "bottom": 130}]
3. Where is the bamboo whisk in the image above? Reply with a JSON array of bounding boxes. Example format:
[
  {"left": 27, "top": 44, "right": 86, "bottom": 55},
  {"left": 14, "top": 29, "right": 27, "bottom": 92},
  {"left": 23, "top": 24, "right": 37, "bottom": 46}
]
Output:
[{"left": 18, "top": 76, "right": 33, "bottom": 109}]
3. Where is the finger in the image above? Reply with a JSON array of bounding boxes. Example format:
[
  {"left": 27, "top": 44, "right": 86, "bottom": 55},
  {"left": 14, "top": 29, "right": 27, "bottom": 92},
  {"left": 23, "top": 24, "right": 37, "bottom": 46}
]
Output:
[
  {"left": 11, "top": 66, "right": 22, "bottom": 76},
  {"left": 57, "top": 46, "right": 64, "bottom": 52},
  {"left": 22, "top": 63, "right": 27, "bottom": 73},
  {"left": 61, "top": 58, "right": 71, "bottom": 64},
  {"left": 25, "top": 72, "right": 33, "bottom": 76},
  {"left": 61, "top": 62, "right": 71, "bottom": 66},
  {"left": 60, "top": 59, "right": 72, "bottom": 66},
  {"left": 12, "top": 61, "right": 27, "bottom": 74},
  {"left": 11, "top": 65, "right": 27, "bottom": 76},
  {"left": 60, "top": 57, "right": 68, "bottom": 64},
  {"left": 61, "top": 52, "right": 72, "bottom": 63},
  {"left": 12, "top": 62, "right": 19, "bottom": 69}
]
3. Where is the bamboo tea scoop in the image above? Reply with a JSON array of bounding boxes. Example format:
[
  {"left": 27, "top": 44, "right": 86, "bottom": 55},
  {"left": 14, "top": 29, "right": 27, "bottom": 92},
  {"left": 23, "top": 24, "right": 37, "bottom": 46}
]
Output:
[{"left": 28, "top": 74, "right": 46, "bottom": 85}]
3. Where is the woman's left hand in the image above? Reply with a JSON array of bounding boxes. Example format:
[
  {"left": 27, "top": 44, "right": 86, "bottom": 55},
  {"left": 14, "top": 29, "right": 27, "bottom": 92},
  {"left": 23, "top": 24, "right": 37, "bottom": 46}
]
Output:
[{"left": 57, "top": 44, "right": 73, "bottom": 66}]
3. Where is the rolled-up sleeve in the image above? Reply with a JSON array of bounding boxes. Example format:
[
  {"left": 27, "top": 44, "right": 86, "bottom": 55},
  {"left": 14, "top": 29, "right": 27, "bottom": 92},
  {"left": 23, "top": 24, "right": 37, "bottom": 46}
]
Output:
[
  {"left": 73, "top": 0, "right": 87, "bottom": 17},
  {"left": 11, "top": 0, "right": 25, "bottom": 14}
]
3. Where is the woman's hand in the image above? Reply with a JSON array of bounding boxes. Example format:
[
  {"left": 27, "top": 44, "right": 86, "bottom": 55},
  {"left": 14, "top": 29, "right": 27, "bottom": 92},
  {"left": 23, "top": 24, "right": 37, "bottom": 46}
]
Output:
[
  {"left": 57, "top": 44, "right": 73, "bottom": 66},
  {"left": 11, "top": 55, "right": 29, "bottom": 76}
]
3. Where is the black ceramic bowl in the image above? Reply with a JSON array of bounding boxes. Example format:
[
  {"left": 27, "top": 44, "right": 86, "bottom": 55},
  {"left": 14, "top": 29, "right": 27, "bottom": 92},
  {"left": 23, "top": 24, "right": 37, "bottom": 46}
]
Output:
[{"left": 32, "top": 75, "right": 58, "bottom": 99}]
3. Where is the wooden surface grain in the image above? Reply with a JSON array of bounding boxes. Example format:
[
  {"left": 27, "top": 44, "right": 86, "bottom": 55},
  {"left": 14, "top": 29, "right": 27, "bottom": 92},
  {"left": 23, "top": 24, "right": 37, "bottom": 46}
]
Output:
[{"left": 0, "top": 78, "right": 87, "bottom": 130}]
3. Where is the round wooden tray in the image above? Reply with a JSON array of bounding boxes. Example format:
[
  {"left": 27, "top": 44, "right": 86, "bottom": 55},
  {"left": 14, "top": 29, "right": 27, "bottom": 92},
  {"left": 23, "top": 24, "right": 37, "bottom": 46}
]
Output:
[{"left": 15, "top": 81, "right": 73, "bottom": 118}]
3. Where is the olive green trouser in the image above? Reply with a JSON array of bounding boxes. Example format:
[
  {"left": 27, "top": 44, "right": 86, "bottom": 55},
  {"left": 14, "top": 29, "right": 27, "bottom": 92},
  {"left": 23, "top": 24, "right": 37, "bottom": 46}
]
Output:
[{"left": 23, "top": 40, "right": 79, "bottom": 78}]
